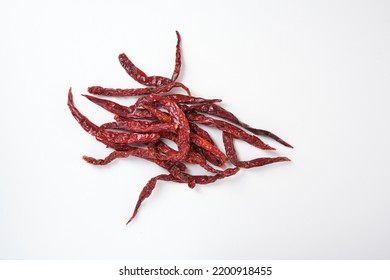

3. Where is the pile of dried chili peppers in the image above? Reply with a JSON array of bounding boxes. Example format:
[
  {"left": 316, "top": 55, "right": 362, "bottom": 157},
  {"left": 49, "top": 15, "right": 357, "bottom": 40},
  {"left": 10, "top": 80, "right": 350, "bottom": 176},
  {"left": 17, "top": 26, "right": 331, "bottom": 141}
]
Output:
[{"left": 67, "top": 31, "right": 293, "bottom": 224}]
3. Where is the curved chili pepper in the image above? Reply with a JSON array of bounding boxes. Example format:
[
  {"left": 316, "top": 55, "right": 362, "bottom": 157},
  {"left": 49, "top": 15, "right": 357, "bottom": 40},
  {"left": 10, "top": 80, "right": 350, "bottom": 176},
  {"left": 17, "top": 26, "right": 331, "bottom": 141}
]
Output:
[
  {"left": 118, "top": 53, "right": 173, "bottom": 87},
  {"left": 187, "top": 112, "right": 275, "bottom": 150},
  {"left": 83, "top": 146, "right": 184, "bottom": 169},
  {"left": 67, "top": 88, "right": 99, "bottom": 136},
  {"left": 171, "top": 31, "right": 182, "bottom": 82},
  {"left": 127, "top": 166, "right": 240, "bottom": 223},
  {"left": 187, "top": 103, "right": 293, "bottom": 148},
  {"left": 222, "top": 132, "right": 290, "bottom": 168}
]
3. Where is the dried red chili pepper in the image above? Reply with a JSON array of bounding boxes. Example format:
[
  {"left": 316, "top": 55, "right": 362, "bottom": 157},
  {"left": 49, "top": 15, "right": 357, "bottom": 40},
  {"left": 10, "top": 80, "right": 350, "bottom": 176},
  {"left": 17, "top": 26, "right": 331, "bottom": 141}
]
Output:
[
  {"left": 101, "top": 120, "right": 178, "bottom": 133},
  {"left": 171, "top": 31, "right": 182, "bottom": 82},
  {"left": 187, "top": 103, "right": 293, "bottom": 148},
  {"left": 67, "top": 88, "right": 99, "bottom": 137},
  {"left": 96, "top": 129, "right": 160, "bottom": 145},
  {"left": 118, "top": 53, "right": 173, "bottom": 87},
  {"left": 222, "top": 132, "right": 290, "bottom": 168},
  {"left": 82, "top": 94, "right": 136, "bottom": 119},
  {"left": 87, "top": 81, "right": 190, "bottom": 97},
  {"left": 186, "top": 112, "right": 275, "bottom": 150},
  {"left": 190, "top": 132, "right": 227, "bottom": 166},
  {"left": 163, "top": 94, "right": 221, "bottom": 104},
  {"left": 126, "top": 166, "right": 240, "bottom": 224},
  {"left": 68, "top": 31, "right": 292, "bottom": 224}
]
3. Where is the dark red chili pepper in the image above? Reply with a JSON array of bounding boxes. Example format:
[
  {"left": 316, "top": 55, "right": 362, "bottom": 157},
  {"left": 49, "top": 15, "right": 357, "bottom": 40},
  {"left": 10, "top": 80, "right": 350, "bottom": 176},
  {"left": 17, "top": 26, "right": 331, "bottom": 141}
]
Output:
[
  {"left": 171, "top": 31, "right": 182, "bottom": 82},
  {"left": 101, "top": 120, "right": 178, "bottom": 133},
  {"left": 67, "top": 88, "right": 99, "bottom": 137},
  {"left": 83, "top": 146, "right": 187, "bottom": 172},
  {"left": 119, "top": 53, "right": 173, "bottom": 87},
  {"left": 222, "top": 132, "right": 290, "bottom": 168},
  {"left": 126, "top": 166, "right": 240, "bottom": 224},
  {"left": 187, "top": 103, "right": 293, "bottom": 148},
  {"left": 189, "top": 123, "right": 224, "bottom": 167},
  {"left": 126, "top": 174, "right": 176, "bottom": 224},
  {"left": 162, "top": 94, "right": 221, "bottom": 104},
  {"left": 88, "top": 86, "right": 152, "bottom": 96},
  {"left": 186, "top": 112, "right": 275, "bottom": 150},
  {"left": 82, "top": 147, "right": 155, "bottom": 165},
  {"left": 114, "top": 110, "right": 155, "bottom": 121},
  {"left": 82, "top": 94, "right": 136, "bottom": 119},
  {"left": 190, "top": 132, "right": 227, "bottom": 166},
  {"left": 87, "top": 81, "right": 191, "bottom": 97},
  {"left": 96, "top": 129, "right": 160, "bottom": 145},
  {"left": 139, "top": 103, "right": 173, "bottom": 123}
]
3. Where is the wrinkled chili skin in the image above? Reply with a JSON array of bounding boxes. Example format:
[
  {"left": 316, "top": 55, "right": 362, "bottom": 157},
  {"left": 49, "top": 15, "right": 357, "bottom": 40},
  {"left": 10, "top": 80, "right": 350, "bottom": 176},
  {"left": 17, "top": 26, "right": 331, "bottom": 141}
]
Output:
[
  {"left": 101, "top": 120, "right": 178, "bottom": 133},
  {"left": 187, "top": 103, "right": 293, "bottom": 148},
  {"left": 82, "top": 94, "right": 136, "bottom": 118},
  {"left": 187, "top": 112, "right": 275, "bottom": 150},
  {"left": 164, "top": 94, "right": 221, "bottom": 105},
  {"left": 189, "top": 123, "right": 224, "bottom": 167},
  {"left": 88, "top": 81, "right": 191, "bottom": 96},
  {"left": 190, "top": 132, "right": 227, "bottom": 166},
  {"left": 126, "top": 166, "right": 240, "bottom": 223},
  {"left": 96, "top": 129, "right": 160, "bottom": 144},
  {"left": 140, "top": 103, "right": 173, "bottom": 123},
  {"left": 222, "top": 132, "right": 290, "bottom": 168},
  {"left": 67, "top": 88, "right": 100, "bottom": 136},
  {"left": 119, "top": 53, "right": 173, "bottom": 87},
  {"left": 171, "top": 31, "right": 182, "bottom": 82},
  {"left": 126, "top": 174, "right": 175, "bottom": 224},
  {"left": 88, "top": 86, "right": 152, "bottom": 96}
]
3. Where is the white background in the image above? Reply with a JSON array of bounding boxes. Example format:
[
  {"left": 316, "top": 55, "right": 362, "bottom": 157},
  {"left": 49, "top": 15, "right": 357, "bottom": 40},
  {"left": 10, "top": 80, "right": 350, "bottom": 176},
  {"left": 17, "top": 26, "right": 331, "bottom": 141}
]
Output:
[{"left": 1, "top": 0, "right": 389, "bottom": 259}]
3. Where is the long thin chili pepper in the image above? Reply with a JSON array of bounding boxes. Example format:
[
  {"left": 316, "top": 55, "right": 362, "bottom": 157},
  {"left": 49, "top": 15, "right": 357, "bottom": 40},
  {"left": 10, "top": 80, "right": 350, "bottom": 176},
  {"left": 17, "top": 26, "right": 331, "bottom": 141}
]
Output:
[
  {"left": 127, "top": 166, "right": 240, "bottom": 224},
  {"left": 190, "top": 132, "right": 227, "bottom": 166},
  {"left": 114, "top": 110, "right": 155, "bottom": 121},
  {"left": 83, "top": 147, "right": 156, "bottom": 165},
  {"left": 186, "top": 112, "right": 275, "bottom": 150},
  {"left": 187, "top": 103, "right": 293, "bottom": 148},
  {"left": 101, "top": 120, "right": 178, "bottom": 133},
  {"left": 82, "top": 94, "right": 136, "bottom": 118},
  {"left": 171, "top": 31, "right": 182, "bottom": 82},
  {"left": 83, "top": 145, "right": 185, "bottom": 170},
  {"left": 162, "top": 94, "right": 221, "bottom": 104},
  {"left": 96, "top": 129, "right": 160, "bottom": 145},
  {"left": 222, "top": 132, "right": 290, "bottom": 168},
  {"left": 189, "top": 123, "right": 223, "bottom": 167},
  {"left": 118, "top": 53, "right": 173, "bottom": 87},
  {"left": 67, "top": 88, "right": 100, "bottom": 136},
  {"left": 126, "top": 174, "right": 176, "bottom": 224},
  {"left": 88, "top": 81, "right": 191, "bottom": 96}
]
